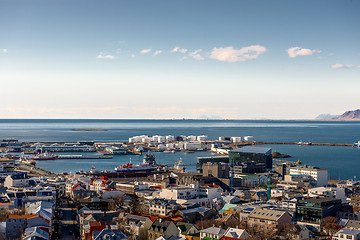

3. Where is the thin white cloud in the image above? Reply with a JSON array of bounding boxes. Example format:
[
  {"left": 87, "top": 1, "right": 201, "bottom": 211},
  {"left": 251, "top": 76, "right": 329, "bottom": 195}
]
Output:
[
  {"left": 153, "top": 50, "right": 163, "bottom": 56},
  {"left": 0, "top": 49, "right": 7, "bottom": 53},
  {"left": 286, "top": 47, "right": 321, "bottom": 58},
  {"left": 210, "top": 45, "right": 266, "bottom": 62},
  {"left": 170, "top": 46, "right": 188, "bottom": 53},
  {"left": 130, "top": 54, "right": 135, "bottom": 58},
  {"left": 331, "top": 63, "right": 360, "bottom": 69},
  {"left": 189, "top": 49, "right": 204, "bottom": 60},
  {"left": 97, "top": 54, "right": 115, "bottom": 59},
  {"left": 140, "top": 48, "right": 151, "bottom": 54}
]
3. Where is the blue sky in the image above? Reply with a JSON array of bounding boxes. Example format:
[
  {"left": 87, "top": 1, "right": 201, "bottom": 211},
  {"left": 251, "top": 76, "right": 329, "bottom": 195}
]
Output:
[{"left": 0, "top": 0, "right": 359, "bottom": 119}]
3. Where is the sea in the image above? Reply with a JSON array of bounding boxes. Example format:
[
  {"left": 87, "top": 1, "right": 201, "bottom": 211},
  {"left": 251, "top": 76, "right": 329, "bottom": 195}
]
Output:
[{"left": 0, "top": 119, "right": 359, "bottom": 180}]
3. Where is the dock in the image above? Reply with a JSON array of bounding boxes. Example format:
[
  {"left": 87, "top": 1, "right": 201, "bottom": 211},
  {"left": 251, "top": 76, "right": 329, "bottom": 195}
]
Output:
[
  {"left": 254, "top": 141, "right": 353, "bottom": 147},
  {"left": 56, "top": 155, "right": 112, "bottom": 159},
  {"left": 15, "top": 163, "right": 55, "bottom": 177}
]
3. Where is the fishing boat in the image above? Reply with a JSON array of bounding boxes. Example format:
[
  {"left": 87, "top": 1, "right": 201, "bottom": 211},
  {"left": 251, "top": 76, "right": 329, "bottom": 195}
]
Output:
[
  {"left": 31, "top": 152, "right": 56, "bottom": 160},
  {"left": 114, "top": 163, "right": 156, "bottom": 172},
  {"left": 143, "top": 151, "right": 156, "bottom": 165}
]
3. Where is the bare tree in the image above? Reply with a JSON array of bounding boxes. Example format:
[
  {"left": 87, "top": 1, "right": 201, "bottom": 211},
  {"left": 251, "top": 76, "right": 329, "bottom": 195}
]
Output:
[{"left": 279, "top": 223, "right": 298, "bottom": 240}]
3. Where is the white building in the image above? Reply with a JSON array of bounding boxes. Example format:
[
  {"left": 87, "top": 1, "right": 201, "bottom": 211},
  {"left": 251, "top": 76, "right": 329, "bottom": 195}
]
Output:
[
  {"left": 231, "top": 137, "right": 242, "bottom": 143},
  {"left": 197, "top": 135, "right": 208, "bottom": 141},
  {"left": 289, "top": 165, "right": 328, "bottom": 187},
  {"left": 159, "top": 185, "right": 222, "bottom": 201},
  {"left": 4, "top": 172, "right": 32, "bottom": 188},
  {"left": 308, "top": 187, "right": 346, "bottom": 203},
  {"left": 244, "top": 136, "right": 254, "bottom": 142}
]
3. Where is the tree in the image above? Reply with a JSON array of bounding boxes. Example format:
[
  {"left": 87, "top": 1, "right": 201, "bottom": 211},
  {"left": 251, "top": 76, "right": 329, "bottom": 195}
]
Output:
[
  {"left": 279, "top": 223, "right": 298, "bottom": 240},
  {"left": 138, "top": 228, "right": 149, "bottom": 240},
  {"left": 129, "top": 194, "right": 140, "bottom": 214},
  {"left": 113, "top": 194, "right": 125, "bottom": 209},
  {"left": 321, "top": 216, "right": 339, "bottom": 235}
]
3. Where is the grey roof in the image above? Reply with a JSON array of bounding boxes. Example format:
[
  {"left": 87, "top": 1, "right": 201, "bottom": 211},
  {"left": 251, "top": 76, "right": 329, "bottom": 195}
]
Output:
[
  {"left": 248, "top": 208, "right": 287, "bottom": 221},
  {"left": 231, "top": 146, "right": 271, "bottom": 154},
  {"left": 180, "top": 207, "right": 210, "bottom": 214},
  {"left": 345, "top": 220, "right": 360, "bottom": 229},
  {"left": 200, "top": 227, "right": 226, "bottom": 235},
  {"left": 336, "top": 228, "right": 360, "bottom": 236}
]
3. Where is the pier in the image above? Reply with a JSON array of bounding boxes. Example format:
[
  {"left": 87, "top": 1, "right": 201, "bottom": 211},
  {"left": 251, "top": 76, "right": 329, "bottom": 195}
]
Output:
[
  {"left": 254, "top": 141, "right": 353, "bottom": 147},
  {"left": 56, "top": 155, "right": 112, "bottom": 159},
  {"left": 15, "top": 163, "right": 55, "bottom": 177}
]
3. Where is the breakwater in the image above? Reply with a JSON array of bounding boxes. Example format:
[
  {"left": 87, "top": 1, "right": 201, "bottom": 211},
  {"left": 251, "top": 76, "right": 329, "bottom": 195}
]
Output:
[{"left": 254, "top": 141, "right": 353, "bottom": 147}]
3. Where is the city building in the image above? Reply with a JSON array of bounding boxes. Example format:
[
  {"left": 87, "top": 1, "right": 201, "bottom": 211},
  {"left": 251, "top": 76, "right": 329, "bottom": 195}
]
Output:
[
  {"left": 229, "top": 146, "right": 272, "bottom": 169},
  {"left": 233, "top": 162, "right": 266, "bottom": 174},
  {"left": 296, "top": 197, "right": 342, "bottom": 224},
  {"left": 308, "top": 187, "right": 346, "bottom": 203},
  {"left": 202, "top": 162, "right": 230, "bottom": 178},
  {"left": 247, "top": 208, "right": 292, "bottom": 231},
  {"left": 0, "top": 158, "right": 15, "bottom": 177},
  {"left": 289, "top": 165, "right": 328, "bottom": 187}
]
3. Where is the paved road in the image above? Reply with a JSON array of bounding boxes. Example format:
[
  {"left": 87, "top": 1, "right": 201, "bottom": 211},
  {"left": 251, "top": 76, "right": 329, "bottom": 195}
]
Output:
[{"left": 57, "top": 201, "right": 79, "bottom": 240}]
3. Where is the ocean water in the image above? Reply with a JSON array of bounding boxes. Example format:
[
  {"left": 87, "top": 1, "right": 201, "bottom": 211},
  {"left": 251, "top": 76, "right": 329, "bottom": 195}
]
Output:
[{"left": 0, "top": 119, "right": 359, "bottom": 179}]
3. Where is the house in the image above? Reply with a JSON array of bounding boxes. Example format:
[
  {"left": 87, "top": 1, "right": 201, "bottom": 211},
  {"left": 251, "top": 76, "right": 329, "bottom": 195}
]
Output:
[
  {"left": 223, "top": 196, "right": 242, "bottom": 204},
  {"left": 93, "top": 228, "right": 128, "bottom": 240},
  {"left": 22, "top": 227, "right": 49, "bottom": 240},
  {"left": 149, "top": 198, "right": 179, "bottom": 217},
  {"left": 216, "top": 214, "right": 238, "bottom": 228},
  {"left": 90, "top": 176, "right": 116, "bottom": 191},
  {"left": 125, "top": 214, "right": 153, "bottom": 235},
  {"left": 4, "top": 172, "right": 35, "bottom": 188},
  {"left": 220, "top": 227, "right": 249, "bottom": 240},
  {"left": 176, "top": 222, "right": 199, "bottom": 239},
  {"left": 247, "top": 208, "right": 292, "bottom": 231},
  {"left": 6, "top": 214, "right": 50, "bottom": 239},
  {"left": 332, "top": 228, "right": 360, "bottom": 240},
  {"left": 199, "top": 227, "right": 226, "bottom": 240},
  {"left": 148, "top": 219, "right": 180, "bottom": 240},
  {"left": 337, "top": 205, "right": 360, "bottom": 221},
  {"left": 178, "top": 207, "right": 218, "bottom": 224}
]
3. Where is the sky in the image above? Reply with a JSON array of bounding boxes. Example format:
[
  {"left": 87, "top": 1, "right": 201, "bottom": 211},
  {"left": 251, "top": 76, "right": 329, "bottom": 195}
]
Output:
[{"left": 0, "top": 0, "right": 359, "bottom": 119}]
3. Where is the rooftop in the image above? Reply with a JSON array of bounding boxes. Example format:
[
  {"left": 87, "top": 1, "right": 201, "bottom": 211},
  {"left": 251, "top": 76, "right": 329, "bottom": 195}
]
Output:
[{"left": 230, "top": 146, "right": 272, "bottom": 154}]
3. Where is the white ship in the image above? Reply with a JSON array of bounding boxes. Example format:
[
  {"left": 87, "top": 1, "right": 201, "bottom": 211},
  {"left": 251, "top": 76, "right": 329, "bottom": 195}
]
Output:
[
  {"left": 114, "top": 163, "right": 156, "bottom": 172},
  {"left": 174, "top": 158, "right": 186, "bottom": 172}
]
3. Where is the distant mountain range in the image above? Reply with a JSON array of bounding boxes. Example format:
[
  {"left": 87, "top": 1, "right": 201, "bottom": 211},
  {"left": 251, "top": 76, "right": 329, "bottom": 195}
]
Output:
[
  {"left": 334, "top": 109, "right": 360, "bottom": 120},
  {"left": 316, "top": 109, "right": 360, "bottom": 120},
  {"left": 316, "top": 113, "right": 340, "bottom": 119}
]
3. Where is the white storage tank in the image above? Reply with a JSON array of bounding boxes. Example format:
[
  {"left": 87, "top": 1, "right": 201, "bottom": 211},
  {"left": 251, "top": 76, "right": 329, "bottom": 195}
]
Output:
[
  {"left": 166, "top": 143, "right": 175, "bottom": 149},
  {"left": 187, "top": 135, "right": 197, "bottom": 141},
  {"left": 166, "top": 135, "right": 174, "bottom": 141}
]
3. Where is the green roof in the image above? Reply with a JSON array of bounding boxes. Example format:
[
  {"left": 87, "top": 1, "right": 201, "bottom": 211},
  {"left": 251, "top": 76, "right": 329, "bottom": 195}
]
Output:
[
  {"left": 176, "top": 222, "right": 195, "bottom": 234},
  {"left": 219, "top": 203, "right": 237, "bottom": 213}
]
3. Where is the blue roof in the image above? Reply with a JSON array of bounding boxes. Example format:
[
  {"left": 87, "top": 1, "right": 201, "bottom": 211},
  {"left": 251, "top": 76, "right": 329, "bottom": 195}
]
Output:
[
  {"left": 231, "top": 146, "right": 271, "bottom": 154},
  {"left": 180, "top": 207, "right": 210, "bottom": 214}
]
